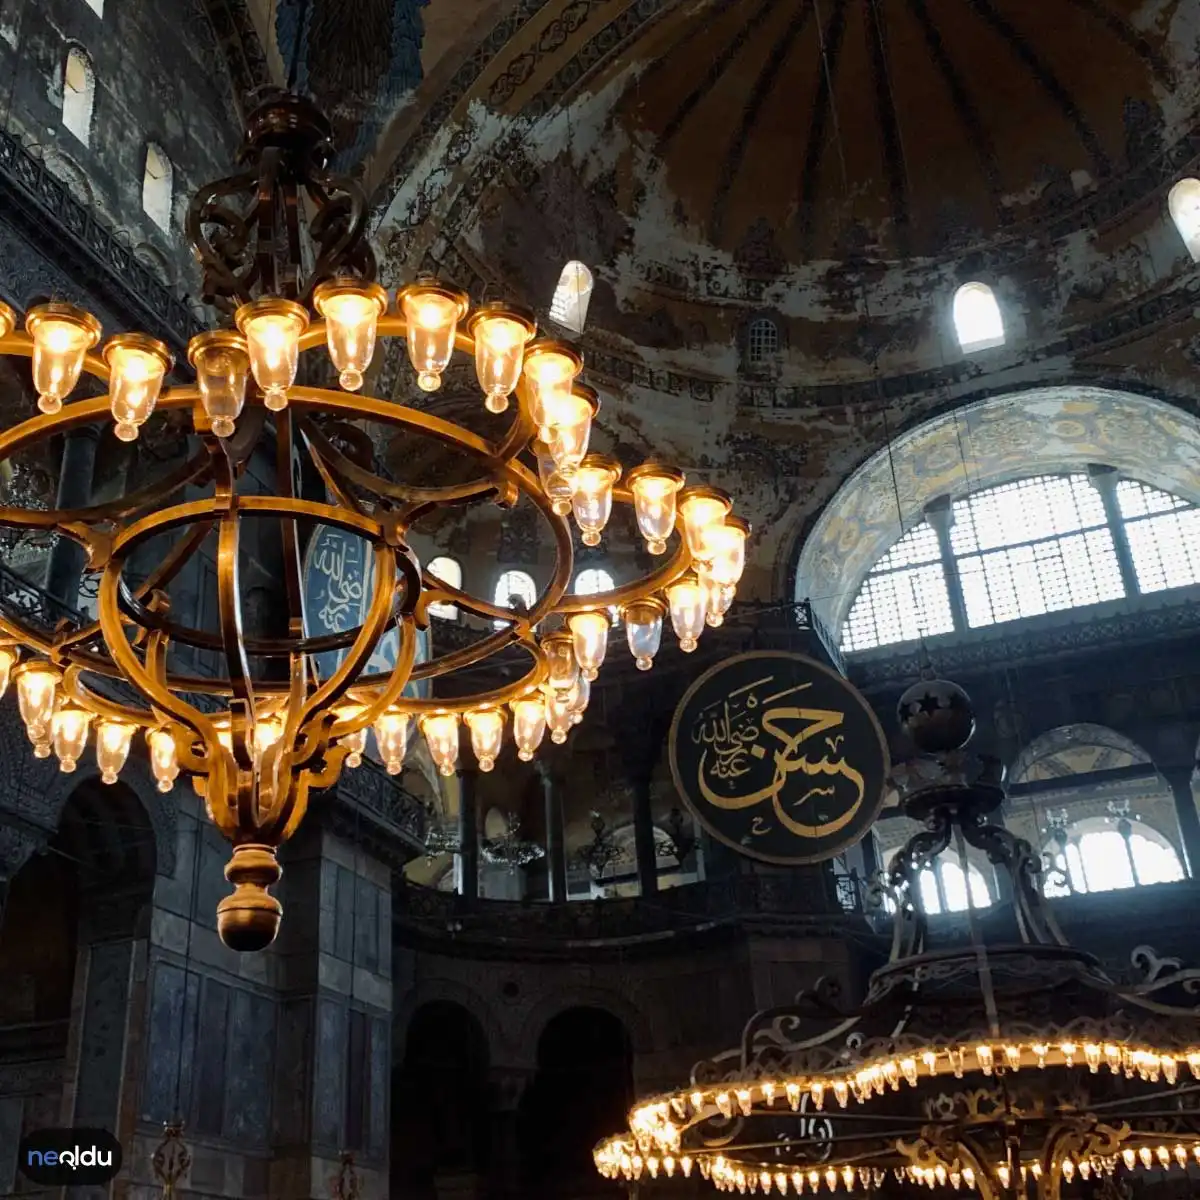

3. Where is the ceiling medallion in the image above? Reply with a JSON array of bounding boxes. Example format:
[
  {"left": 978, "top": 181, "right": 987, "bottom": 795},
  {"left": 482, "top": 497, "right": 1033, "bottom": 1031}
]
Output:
[
  {"left": 595, "top": 678, "right": 1200, "bottom": 1197},
  {"left": 0, "top": 91, "right": 747, "bottom": 950}
]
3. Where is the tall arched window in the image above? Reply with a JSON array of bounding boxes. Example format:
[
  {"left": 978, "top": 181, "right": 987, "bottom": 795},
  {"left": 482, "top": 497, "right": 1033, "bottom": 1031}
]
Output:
[
  {"left": 746, "top": 318, "right": 779, "bottom": 367},
  {"left": 918, "top": 861, "right": 992, "bottom": 916},
  {"left": 142, "top": 143, "right": 173, "bottom": 232},
  {"left": 841, "top": 472, "right": 1200, "bottom": 653},
  {"left": 574, "top": 568, "right": 614, "bottom": 596},
  {"left": 493, "top": 569, "right": 537, "bottom": 627},
  {"left": 952, "top": 282, "right": 1005, "bottom": 353},
  {"left": 1168, "top": 178, "right": 1200, "bottom": 262},
  {"left": 1043, "top": 818, "right": 1184, "bottom": 897},
  {"left": 549, "top": 261, "right": 594, "bottom": 334},
  {"left": 62, "top": 48, "right": 95, "bottom": 145},
  {"left": 426, "top": 556, "right": 462, "bottom": 620}
]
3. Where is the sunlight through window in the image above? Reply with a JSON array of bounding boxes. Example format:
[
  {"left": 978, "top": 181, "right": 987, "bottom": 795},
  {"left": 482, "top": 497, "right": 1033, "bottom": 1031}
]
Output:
[
  {"left": 62, "top": 48, "right": 95, "bottom": 145},
  {"left": 953, "top": 282, "right": 1005, "bottom": 352},
  {"left": 1168, "top": 178, "right": 1200, "bottom": 262},
  {"left": 549, "top": 261, "right": 594, "bottom": 334}
]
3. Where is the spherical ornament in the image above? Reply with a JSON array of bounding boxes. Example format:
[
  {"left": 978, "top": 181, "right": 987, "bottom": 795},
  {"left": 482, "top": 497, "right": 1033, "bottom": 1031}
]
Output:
[{"left": 897, "top": 677, "right": 976, "bottom": 753}]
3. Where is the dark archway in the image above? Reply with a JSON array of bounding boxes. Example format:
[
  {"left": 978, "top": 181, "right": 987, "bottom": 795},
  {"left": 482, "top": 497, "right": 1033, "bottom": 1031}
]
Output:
[
  {"left": 518, "top": 1007, "right": 633, "bottom": 1191},
  {"left": 391, "top": 1000, "right": 492, "bottom": 1199}
]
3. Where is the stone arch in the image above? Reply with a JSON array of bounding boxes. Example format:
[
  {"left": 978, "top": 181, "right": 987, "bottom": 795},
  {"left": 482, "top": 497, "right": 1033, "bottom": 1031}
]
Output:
[
  {"left": 393, "top": 977, "right": 502, "bottom": 1062},
  {"left": 1011, "top": 722, "right": 1153, "bottom": 784},
  {"left": 792, "top": 385, "right": 1200, "bottom": 637},
  {"left": 516, "top": 984, "right": 652, "bottom": 1062}
]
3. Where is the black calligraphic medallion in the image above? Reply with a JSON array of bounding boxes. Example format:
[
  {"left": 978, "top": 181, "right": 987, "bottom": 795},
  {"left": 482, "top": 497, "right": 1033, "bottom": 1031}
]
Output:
[{"left": 669, "top": 651, "right": 888, "bottom": 865}]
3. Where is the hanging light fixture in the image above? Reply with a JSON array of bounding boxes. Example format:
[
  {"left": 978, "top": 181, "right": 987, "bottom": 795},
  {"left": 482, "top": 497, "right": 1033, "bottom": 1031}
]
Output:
[{"left": 0, "top": 90, "right": 745, "bottom": 951}]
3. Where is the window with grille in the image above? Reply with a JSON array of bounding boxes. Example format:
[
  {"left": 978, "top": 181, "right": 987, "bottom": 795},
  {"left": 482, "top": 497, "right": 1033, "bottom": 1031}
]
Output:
[
  {"left": 574, "top": 568, "right": 614, "bottom": 595},
  {"left": 952, "top": 282, "right": 1005, "bottom": 352},
  {"left": 426, "top": 556, "right": 462, "bottom": 620},
  {"left": 746, "top": 318, "right": 779, "bottom": 366},
  {"left": 142, "top": 143, "right": 173, "bottom": 231},
  {"left": 62, "top": 48, "right": 95, "bottom": 145},
  {"left": 840, "top": 472, "right": 1199, "bottom": 653},
  {"left": 549, "top": 261, "right": 594, "bottom": 334},
  {"left": 1042, "top": 819, "right": 1184, "bottom": 897},
  {"left": 493, "top": 569, "right": 537, "bottom": 627},
  {"left": 1168, "top": 178, "right": 1200, "bottom": 263}
]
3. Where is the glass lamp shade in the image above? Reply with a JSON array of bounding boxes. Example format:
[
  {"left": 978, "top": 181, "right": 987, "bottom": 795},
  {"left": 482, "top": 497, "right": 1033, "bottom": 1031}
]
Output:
[
  {"left": 25, "top": 303, "right": 102, "bottom": 414},
  {"left": 0, "top": 300, "right": 14, "bottom": 339},
  {"left": 15, "top": 661, "right": 60, "bottom": 742},
  {"left": 51, "top": 707, "right": 92, "bottom": 773},
  {"left": 95, "top": 720, "right": 136, "bottom": 784},
  {"left": 544, "top": 687, "right": 574, "bottom": 745},
  {"left": 702, "top": 572, "right": 736, "bottom": 627},
  {"left": 148, "top": 728, "right": 179, "bottom": 793},
  {"left": 623, "top": 598, "right": 665, "bottom": 671},
  {"left": 0, "top": 645, "right": 17, "bottom": 699},
  {"left": 627, "top": 464, "right": 686, "bottom": 555},
  {"left": 335, "top": 705, "right": 369, "bottom": 767},
  {"left": 373, "top": 709, "right": 410, "bottom": 776},
  {"left": 188, "top": 330, "right": 250, "bottom": 438},
  {"left": 699, "top": 515, "right": 750, "bottom": 585},
  {"left": 571, "top": 455, "right": 621, "bottom": 547},
  {"left": 465, "top": 708, "right": 505, "bottom": 772},
  {"left": 566, "top": 673, "right": 590, "bottom": 724},
  {"left": 541, "top": 630, "right": 579, "bottom": 693},
  {"left": 522, "top": 340, "right": 582, "bottom": 437},
  {"left": 569, "top": 610, "right": 610, "bottom": 681},
  {"left": 421, "top": 713, "right": 461, "bottom": 777},
  {"left": 534, "top": 440, "right": 576, "bottom": 515},
  {"left": 398, "top": 277, "right": 469, "bottom": 392},
  {"left": 511, "top": 697, "right": 547, "bottom": 761},
  {"left": 103, "top": 333, "right": 173, "bottom": 442},
  {"left": 314, "top": 278, "right": 388, "bottom": 392},
  {"left": 466, "top": 302, "right": 536, "bottom": 413},
  {"left": 547, "top": 385, "right": 599, "bottom": 475},
  {"left": 235, "top": 298, "right": 309, "bottom": 412},
  {"left": 667, "top": 574, "right": 708, "bottom": 652},
  {"left": 678, "top": 487, "right": 733, "bottom": 560}
]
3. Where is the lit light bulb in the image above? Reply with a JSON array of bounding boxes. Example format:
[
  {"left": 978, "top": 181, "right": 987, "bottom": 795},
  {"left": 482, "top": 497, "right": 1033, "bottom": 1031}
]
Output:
[
  {"left": 522, "top": 340, "right": 582, "bottom": 434},
  {"left": 0, "top": 300, "right": 14, "bottom": 338},
  {"left": 566, "top": 672, "right": 590, "bottom": 724},
  {"left": 398, "top": 278, "right": 468, "bottom": 392},
  {"left": 335, "top": 705, "right": 369, "bottom": 768},
  {"left": 571, "top": 455, "right": 620, "bottom": 547},
  {"left": 94, "top": 720, "right": 136, "bottom": 784},
  {"left": 253, "top": 715, "right": 284, "bottom": 762},
  {"left": 547, "top": 385, "right": 598, "bottom": 475},
  {"left": 701, "top": 570, "right": 736, "bottom": 627},
  {"left": 235, "top": 297, "right": 309, "bottom": 411},
  {"left": 510, "top": 696, "right": 547, "bottom": 761},
  {"left": 465, "top": 708, "right": 505, "bottom": 772},
  {"left": 421, "top": 712, "right": 461, "bottom": 776},
  {"left": 569, "top": 610, "right": 609, "bottom": 681},
  {"left": 667, "top": 574, "right": 708, "bottom": 652},
  {"left": 623, "top": 598, "right": 664, "bottom": 670},
  {"left": 51, "top": 706, "right": 92, "bottom": 773},
  {"left": 541, "top": 630, "right": 579, "bottom": 694},
  {"left": 627, "top": 464, "right": 685, "bottom": 555},
  {"left": 467, "top": 303, "right": 535, "bottom": 413},
  {"left": 314, "top": 278, "right": 388, "bottom": 391},
  {"left": 699, "top": 516, "right": 750, "bottom": 585},
  {"left": 544, "top": 686, "right": 574, "bottom": 744},
  {"left": 534, "top": 440, "right": 575, "bottom": 515},
  {"left": 679, "top": 487, "right": 733, "bottom": 560},
  {"left": 148, "top": 728, "right": 179, "bottom": 793},
  {"left": 373, "top": 709, "right": 410, "bottom": 775},
  {"left": 15, "top": 661, "right": 60, "bottom": 743},
  {"left": 103, "top": 333, "right": 172, "bottom": 442},
  {"left": 25, "top": 303, "right": 102, "bottom": 414},
  {"left": 0, "top": 645, "right": 17, "bottom": 698},
  {"left": 188, "top": 330, "right": 250, "bottom": 438}
]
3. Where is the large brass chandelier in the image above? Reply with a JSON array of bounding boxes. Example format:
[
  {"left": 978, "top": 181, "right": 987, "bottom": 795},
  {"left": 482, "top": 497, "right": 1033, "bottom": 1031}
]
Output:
[
  {"left": 0, "top": 91, "right": 747, "bottom": 950},
  {"left": 595, "top": 679, "right": 1200, "bottom": 1199}
]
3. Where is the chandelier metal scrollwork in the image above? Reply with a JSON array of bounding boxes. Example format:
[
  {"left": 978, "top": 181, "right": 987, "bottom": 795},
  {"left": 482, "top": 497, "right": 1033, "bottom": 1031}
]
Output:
[
  {"left": 594, "top": 679, "right": 1200, "bottom": 1198},
  {"left": 0, "top": 91, "right": 748, "bottom": 951}
]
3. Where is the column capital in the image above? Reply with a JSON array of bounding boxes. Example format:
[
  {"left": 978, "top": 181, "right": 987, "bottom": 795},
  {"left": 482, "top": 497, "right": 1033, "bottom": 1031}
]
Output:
[
  {"left": 1086, "top": 462, "right": 1120, "bottom": 496},
  {"left": 922, "top": 493, "right": 955, "bottom": 533}
]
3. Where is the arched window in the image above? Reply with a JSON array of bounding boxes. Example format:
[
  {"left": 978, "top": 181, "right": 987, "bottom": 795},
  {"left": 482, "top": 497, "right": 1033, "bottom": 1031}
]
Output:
[
  {"left": 426, "top": 556, "right": 462, "bottom": 620},
  {"left": 1117, "top": 479, "right": 1200, "bottom": 592},
  {"left": 1168, "top": 178, "right": 1200, "bottom": 262},
  {"left": 952, "top": 282, "right": 1005, "bottom": 353},
  {"left": 549, "top": 261, "right": 594, "bottom": 334},
  {"left": 1043, "top": 819, "right": 1184, "bottom": 897},
  {"left": 746, "top": 318, "right": 779, "bottom": 367},
  {"left": 574, "top": 568, "right": 614, "bottom": 596},
  {"left": 142, "top": 143, "right": 173, "bottom": 232},
  {"left": 917, "top": 861, "right": 992, "bottom": 916},
  {"left": 493, "top": 569, "right": 537, "bottom": 627},
  {"left": 62, "top": 48, "right": 95, "bottom": 145}
]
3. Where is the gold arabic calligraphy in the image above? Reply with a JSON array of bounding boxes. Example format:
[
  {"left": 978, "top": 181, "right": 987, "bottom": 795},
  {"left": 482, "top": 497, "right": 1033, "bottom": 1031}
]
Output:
[{"left": 690, "top": 675, "right": 866, "bottom": 840}]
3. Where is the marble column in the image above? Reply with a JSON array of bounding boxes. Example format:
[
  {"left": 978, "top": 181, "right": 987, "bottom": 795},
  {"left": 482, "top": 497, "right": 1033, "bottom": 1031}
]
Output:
[
  {"left": 1163, "top": 766, "right": 1200, "bottom": 878},
  {"left": 539, "top": 766, "right": 567, "bottom": 903},
  {"left": 458, "top": 768, "right": 479, "bottom": 903},
  {"left": 632, "top": 778, "right": 658, "bottom": 897},
  {"left": 44, "top": 427, "right": 100, "bottom": 607},
  {"left": 1088, "top": 464, "right": 1140, "bottom": 597},
  {"left": 923, "top": 495, "right": 969, "bottom": 633},
  {"left": 486, "top": 1066, "right": 529, "bottom": 1200}
]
